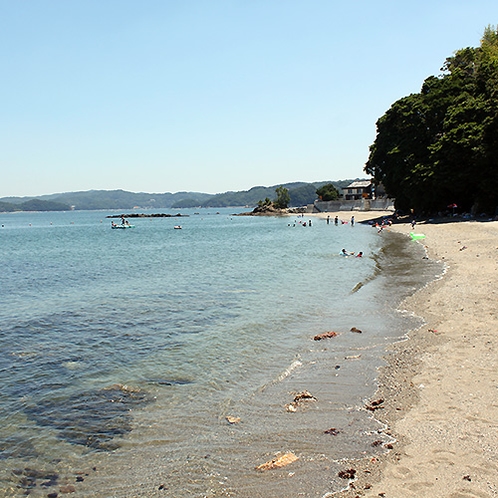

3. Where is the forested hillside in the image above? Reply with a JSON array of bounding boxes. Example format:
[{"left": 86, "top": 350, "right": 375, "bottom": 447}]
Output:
[
  {"left": 0, "top": 199, "right": 70, "bottom": 212},
  {"left": 190, "top": 180, "right": 360, "bottom": 208},
  {"left": 0, "top": 190, "right": 213, "bottom": 211},
  {"left": 192, "top": 181, "right": 343, "bottom": 208},
  {"left": 366, "top": 26, "right": 498, "bottom": 215},
  {"left": 0, "top": 180, "right": 362, "bottom": 211}
]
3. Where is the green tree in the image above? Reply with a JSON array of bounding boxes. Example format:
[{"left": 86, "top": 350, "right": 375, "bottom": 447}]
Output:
[
  {"left": 257, "top": 197, "right": 272, "bottom": 208},
  {"left": 365, "top": 25, "right": 498, "bottom": 214},
  {"left": 274, "top": 186, "right": 290, "bottom": 209},
  {"left": 315, "top": 183, "right": 339, "bottom": 201},
  {"left": 366, "top": 92, "right": 438, "bottom": 212}
]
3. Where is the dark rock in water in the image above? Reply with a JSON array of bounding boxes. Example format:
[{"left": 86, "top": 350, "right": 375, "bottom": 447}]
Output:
[
  {"left": 324, "top": 427, "right": 340, "bottom": 436},
  {"left": 237, "top": 204, "right": 305, "bottom": 216},
  {"left": 106, "top": 213, "right": 189, "bottom": 218},
  {"left": 285, "top": 390, "right": 317, "bottom": 412},
  {"left": 25, "top": 384, "right": 154, "bottom": 450},
  {"left": 313, "top": 331, "right": 338, "bottom": 340},
  {"left": 147, "top": 377, "right": 193, "bottom": 386},
  {"left": 293, "top": 391, "right": 316, "bottom": 402},
  {"left": 0, "top": 435, "right": 39, "bottom": 460},
  {"left": 11, "top": 468, "right": 59, "bottom": 494},
  {"left": 39, "top": 472, "right": 59, "bottom": 487}
]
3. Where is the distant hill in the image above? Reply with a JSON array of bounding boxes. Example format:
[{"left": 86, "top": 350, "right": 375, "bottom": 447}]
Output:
[
  {"left": 0, "top": 198, "right": 70, "bottom": 212},
  {"left": 195, "top": 182, "right": 319, "bottom": 208},
  {"left": 39, "top": 189, "right": 214, "bottom": 210},
  {"left": 177, "top": 180, "right": 362, "bottom": 208},
  {"left": 0, "top": 189, "right": 213, "bottom": 211},
  {"left": 0, "top": 180, "right": 368, "bottom": 212}
]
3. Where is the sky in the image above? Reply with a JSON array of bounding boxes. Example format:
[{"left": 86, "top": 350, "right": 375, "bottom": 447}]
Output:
[{"left": 0, "top": 1, "right": 496, "bottom": 197}]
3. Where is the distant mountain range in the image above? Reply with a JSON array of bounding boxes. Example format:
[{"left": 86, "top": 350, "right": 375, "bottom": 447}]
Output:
[{"left": 0, "top": 179, "right": 366, "bottom": 212}]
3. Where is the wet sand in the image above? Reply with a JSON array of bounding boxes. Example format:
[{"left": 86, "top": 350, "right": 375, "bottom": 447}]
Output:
[{"left": 332, "top": 217, "right": 498, "bottom": 497}]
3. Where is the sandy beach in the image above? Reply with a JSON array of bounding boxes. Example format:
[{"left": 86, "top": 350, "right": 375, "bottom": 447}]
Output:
[{"left": 322, "top": 215, "right": 498, "bottom": 498}]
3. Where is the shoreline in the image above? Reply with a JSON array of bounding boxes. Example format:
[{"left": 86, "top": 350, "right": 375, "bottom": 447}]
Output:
[
  {"left": 336, "top": 218, "right": 498, "bottom": 497},
  {"left": 0, "top": 209, "right": 405, "bottom": 498},
  {"left": 305, "top": 210, "right": 394, "bottom": 224},
  {"left": 7, "top": 210, "right": 497, "bottom": 496}
]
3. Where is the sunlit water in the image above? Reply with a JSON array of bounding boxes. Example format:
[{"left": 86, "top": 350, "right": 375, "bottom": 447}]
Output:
[{"left": 0, "top": 209, "right": 441, "bottom": 497}]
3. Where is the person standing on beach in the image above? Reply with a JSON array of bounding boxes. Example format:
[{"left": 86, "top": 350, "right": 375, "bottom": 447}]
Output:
[{"left": 351, "top": 215, "right": 355, "bottom": 226}]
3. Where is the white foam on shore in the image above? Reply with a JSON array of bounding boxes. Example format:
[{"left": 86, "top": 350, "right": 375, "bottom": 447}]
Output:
[{"left": 259, "top": 358, "right": 303, "bottom": 391}]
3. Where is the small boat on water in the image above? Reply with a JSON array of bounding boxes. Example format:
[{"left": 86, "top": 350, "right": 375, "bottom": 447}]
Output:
[
  {"left": 111, "top": 222, "right": 134, "bottom": 229},
  {"left": 174, "top": 225, "right": 182, "bottom": 229}
]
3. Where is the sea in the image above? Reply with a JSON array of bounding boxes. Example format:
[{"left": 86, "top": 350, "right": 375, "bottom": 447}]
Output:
[{"left": 0, "top": 208, "right": 442, "bottom": 497}]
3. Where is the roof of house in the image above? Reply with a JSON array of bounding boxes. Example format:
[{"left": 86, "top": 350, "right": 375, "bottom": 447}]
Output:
[{"left": 345, "top": 180, "right": 372, "bottom": 189}]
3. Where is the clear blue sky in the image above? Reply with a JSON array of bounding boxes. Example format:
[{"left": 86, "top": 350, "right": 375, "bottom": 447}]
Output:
[{"left": 0, "top": 1, "right": 495, "bottom": 197}]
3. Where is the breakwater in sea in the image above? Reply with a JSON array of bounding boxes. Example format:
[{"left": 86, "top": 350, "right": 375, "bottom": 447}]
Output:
[{"left": 107, "top": 212, "right": 189, "bottom": 218}]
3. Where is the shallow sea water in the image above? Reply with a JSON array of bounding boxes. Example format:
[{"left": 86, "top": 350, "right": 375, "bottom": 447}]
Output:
[{"left": 0, "top": 209, "right": 441, "bottom": 497}]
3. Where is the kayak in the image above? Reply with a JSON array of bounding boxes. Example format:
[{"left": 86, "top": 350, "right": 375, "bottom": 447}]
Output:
[{"left": 410, "top": 232, "right": 425, "bottom": 240}]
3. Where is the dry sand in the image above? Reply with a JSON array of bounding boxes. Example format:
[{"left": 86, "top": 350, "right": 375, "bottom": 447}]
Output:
[{"left": 331, "top": 216, "right": 498, "bottom": 498}]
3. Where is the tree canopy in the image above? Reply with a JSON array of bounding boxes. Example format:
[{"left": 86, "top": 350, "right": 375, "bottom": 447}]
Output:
[
  {"left": 365, "top": 25, "right": 498, "bottom": 214},
  {"left": 316, "top": 183, "right": 340, "bottom": 201},
  {"left": 274, "top": 186, "right": 290, "bottom": 209}
]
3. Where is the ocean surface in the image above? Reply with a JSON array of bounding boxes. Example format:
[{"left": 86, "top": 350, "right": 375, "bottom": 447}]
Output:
[{"left": 0, "top": 208, "right": 441, "bottom": 497}]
